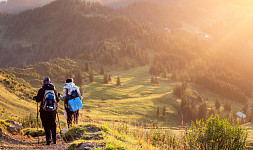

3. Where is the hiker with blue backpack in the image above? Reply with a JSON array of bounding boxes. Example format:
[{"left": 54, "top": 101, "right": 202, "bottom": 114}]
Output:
[
  {"left": 60, "top": 78, "right": 83, "bottom": 128},
  {"left": 34, "top": 77, "right": 60, "bottom": 145}
]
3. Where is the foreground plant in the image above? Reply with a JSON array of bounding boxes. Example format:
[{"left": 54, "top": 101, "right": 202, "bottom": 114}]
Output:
[{"left": 184, "top": 115, "right": 248, "bottom": 150}]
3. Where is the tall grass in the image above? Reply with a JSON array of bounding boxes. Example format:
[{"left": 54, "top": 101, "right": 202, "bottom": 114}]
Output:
[
  {"left": 18, "top": 113, "right": 42, "bottom": 128},
  {"left": 66, "top": 114, "right": 248, "bottom": 150}
]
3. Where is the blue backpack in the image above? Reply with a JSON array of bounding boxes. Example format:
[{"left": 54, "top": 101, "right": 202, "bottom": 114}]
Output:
[
  {"left": 67, "top": 89, "right": 83, "bottom": 112},
  {"left": 43, "top": 90, "right": 57, "bottom": 111}
]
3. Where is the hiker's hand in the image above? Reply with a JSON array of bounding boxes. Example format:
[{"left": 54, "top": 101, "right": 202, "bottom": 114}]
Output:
[{"left": 33, "top": 96, "right": 37, "bottom": 101}]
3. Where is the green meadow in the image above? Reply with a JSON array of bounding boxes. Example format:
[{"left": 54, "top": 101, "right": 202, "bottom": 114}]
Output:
[{"left": 81, "top": 66, "right": 181, "bottom": 127}]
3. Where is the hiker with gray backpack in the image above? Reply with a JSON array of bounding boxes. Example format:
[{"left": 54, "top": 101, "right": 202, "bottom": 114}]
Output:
[
  {"left": 60, "top": 78, "right": 83, "bottom": 128},
  {"left": 34, "top": 77, "right": 60, "bottom": 145}
]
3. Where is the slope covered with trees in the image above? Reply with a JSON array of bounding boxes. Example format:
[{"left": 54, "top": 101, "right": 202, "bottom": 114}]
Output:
[{"left": 0, "top": 0, "right": 252, "bottom": 128}]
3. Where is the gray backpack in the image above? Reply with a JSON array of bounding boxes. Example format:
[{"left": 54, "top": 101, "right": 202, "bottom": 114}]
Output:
[{"left": 43, "top": 90, "right": 57, "bottom": 111}]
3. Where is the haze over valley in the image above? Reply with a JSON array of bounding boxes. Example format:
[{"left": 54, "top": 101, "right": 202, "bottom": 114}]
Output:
[{"left": 0, "top": 0, "right": 253, "bottom": 149}]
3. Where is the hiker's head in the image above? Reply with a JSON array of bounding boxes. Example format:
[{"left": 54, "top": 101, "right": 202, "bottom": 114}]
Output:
[
  {"left": 66, "top": 78, "right": 73, "bottom": 83},
  {"left": 43, "top": 77, "right": 51, "bottom": 85}
]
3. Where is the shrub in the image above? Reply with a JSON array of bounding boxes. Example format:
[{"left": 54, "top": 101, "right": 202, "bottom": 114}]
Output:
[
  {"left": 215, "top": 99, "right": 220, "bottom": 110},
  {"left": 64, "top": 126, "right": 86, "bottom": 142},
  {"left": 116, "top": 76, "right": 121, "bottom": 86},
  {"left": 150, "top": 130, "right": 179, "bottom": 149},
  {"left": 18, "top": 113, "right": 42, "bottom": 128},
  {"left": 22, "top": 128, "right": 45, "bottom": 137},
  {"left": 184, "top": 115, "right": 248, "bottom": 150}
]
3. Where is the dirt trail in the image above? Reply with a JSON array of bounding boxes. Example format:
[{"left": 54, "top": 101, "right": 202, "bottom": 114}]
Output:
[{"left": 0, "top": 129, "right": 69, "bottom": 150}]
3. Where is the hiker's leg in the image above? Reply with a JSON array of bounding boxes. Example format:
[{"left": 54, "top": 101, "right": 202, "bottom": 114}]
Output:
[
  {"left": 66, "top": 108, "right": 73, "bottom": 128},
  {"left": 40, "top": 111, "right": 51, "bottom": 142},
  {"left": 50, "top": 111, "right": 57, "bottom": 143},
  {"left": 74, "top": 110, "right": 79, "bottom": 124}
]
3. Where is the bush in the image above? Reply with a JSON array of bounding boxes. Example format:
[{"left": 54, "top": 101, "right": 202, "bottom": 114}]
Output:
[
  {"left": 18, "top": 113, "right": 42, "bottom": 128},
  {"left": 22, "top": 128, "right": 45, "bottom": 137},
  {"left": 184, "top": 115, "right": 248, "bottom": 150},
  {"left": 150, "top": 130, "right": 179, "bottom": 148},
  {"left": 64, "top": 126, "right": 86, "bottom": 142}
]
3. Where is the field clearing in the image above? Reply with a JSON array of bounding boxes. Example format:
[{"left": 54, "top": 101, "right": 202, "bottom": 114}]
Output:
[
  {"left": 79, "top": 66, "right": 181, "bottom": 127},
  {"left": 2, "top": 64, "right": 253, "bottom": 146}
]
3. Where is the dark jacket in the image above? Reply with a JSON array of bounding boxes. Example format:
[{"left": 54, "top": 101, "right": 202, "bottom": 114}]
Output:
[{"left": 36, "top": 84, "right": 60, "bottom": 111}]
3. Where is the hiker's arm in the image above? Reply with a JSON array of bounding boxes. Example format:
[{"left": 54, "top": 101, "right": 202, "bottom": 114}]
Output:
[
  {"left": 36, "top": 88, "right": 44, "bottom": 102},
  {"left": 59, "top": 95, "right": 65, "bottom": 101},
  {"left": 60, "top": 88, "right": 67, "bottom": 101},
  {"left": 54, "top": 89, "right": 60, "bottom": 102}
]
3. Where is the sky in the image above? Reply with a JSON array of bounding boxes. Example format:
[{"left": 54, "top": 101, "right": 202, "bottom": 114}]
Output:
[{"left": 0, "top": 0, "right": 7, "bottom": 2}]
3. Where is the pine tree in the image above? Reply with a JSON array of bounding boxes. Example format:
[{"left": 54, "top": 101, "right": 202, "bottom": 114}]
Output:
[
  {"left": 154, "top": 77, "right": 159, "bottom": 85},
  {"left": 103, "top": 73, "right": 108, "bottom": 84},
  {"left": 116, "top": 76, "right": 121, "bottom": 86},
  {"left": 182, "top": 82, "right": 188, "bottom": 91},
  {"left": 74, "top": 71, "right": 82, "bottom": 86},
  {"left": 89, "top": 70, "right": 94, "bottom": 82},
  {"left": 85, "top": 61, "right": 90, "bottom": 72},
  {"left": 151, "top": 76, "right": 154, "bottom": 83},
  {"left": 162, "top": 106, "right": 166, "bottom": 117},
  {"left": 149, "top": 65, "right": 155, "bottom": 75},
  {"left": 215, "top": 99, "right": 220, "bottom": 110},
  {"left": 89, "top": 53, "right": 94, "bottom": 61},
  {"left": 100, "top": 63, "right": 104, "bottom": 74},
  {"left": 108, "top": 75, "right": 112, "bottom": 81},
  {"left": 157, "top": 106, "right": 160, "bottom": 117},
  {"left": 198, "top": 102, "right": 207, "bottom": 119},
  {"left": 224, "top": 101, "right": 231, "bottom": 112},
  {"left": 181, "top": 98, "right": 187, "bottom": 111}
]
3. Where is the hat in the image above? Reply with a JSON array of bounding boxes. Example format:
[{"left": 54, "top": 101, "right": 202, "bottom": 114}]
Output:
[
  {"left": 66, "top": 78, "right": 73, "bottom": 83},
  {"left": 43, "top": 77, "right": 51, "bottom": 85}
]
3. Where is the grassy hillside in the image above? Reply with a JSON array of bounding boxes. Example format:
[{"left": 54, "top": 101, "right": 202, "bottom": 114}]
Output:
[
  {"left": 0, "top": 57, "right": 252, "bottom": 149},
  {"left": 0, "top": 69, "right": 37, "bottom": 119},
  {"left": 0, "top": 0, "right": 252, "bottom": 106},
  {"left": 82, "top": 65, "right": 251, "bottom": 126},
  {"left": 2, "top": 56, "right": 250, "bottom": 126},
  {"left": 83, "top": 66, "right": 180, "bottom": 126}
]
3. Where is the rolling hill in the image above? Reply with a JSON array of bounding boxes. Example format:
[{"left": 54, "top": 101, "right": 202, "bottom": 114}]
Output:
[
  {"left": 0, "top": 0, "right": 253, "bottom": 149},
  {"left": 0, "top": 69, "right": 36, "bottom": 118},
  {"left": 0, "top": 0, "right": 252, "bottom": 146}
]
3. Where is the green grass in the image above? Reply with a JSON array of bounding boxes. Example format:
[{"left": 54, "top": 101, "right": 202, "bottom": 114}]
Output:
[
  {"left": 188, "top": 83, "right": 246, "bottom": 114},
  {"left": 81, "top": 66, "right": 181, "bottom": 127},
  {"left": 2, "top": 57, "right": 253, "bottom": 146},
  {"left": 0, "top": 82, "right": 37, "bottom": 119},
  {"left": 22, "top": 128, "right": 45, "bottom": 137},
  {"left": 1, "top": 59, "right": 249, "bottom": 130},
  {"left": 65, "top": 121, "right": 185, "bottom": 150}
]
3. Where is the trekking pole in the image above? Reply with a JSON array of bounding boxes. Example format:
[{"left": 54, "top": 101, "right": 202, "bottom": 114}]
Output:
[
  {"left": 56, "top": 111, "right": 62, "bottom": 135},
  {"left": 36, "top": 102, "right": 39, "bottom": 144}
]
